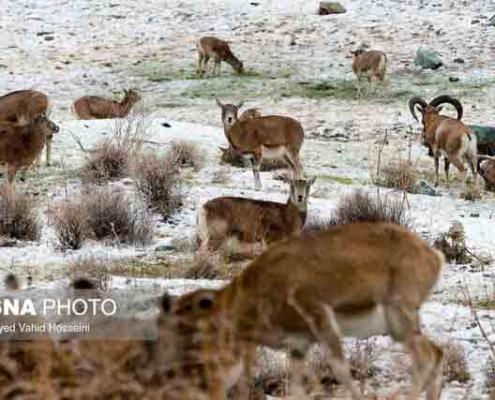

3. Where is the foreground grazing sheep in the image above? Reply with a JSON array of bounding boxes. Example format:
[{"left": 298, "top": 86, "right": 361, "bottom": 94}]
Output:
[
  {"left": 165, "top": 223, "right": 445, "bottom": 400},
  {"left": 0, "top": 115, "right": 59, "bottom": 193},
  {"left": 215, "top": 99, "right": 304, "bottom": 190},
  {"left": 409, "top": 95, "right": 478, "bottom": 190},
  {"left": 197, "top": 176, "right": 315, "bottom": 256},
  {"left": 196, "top": 36, "right": 244, "bottom": 76},
  {"left": 351, "top": 48, "right": 388, "bottom": 84},
  {"left": 72, "top": 89, "right": 141, "bottom": 119},
  {"left": 0, "top": 90, "right": 53, "bottom": 166}
]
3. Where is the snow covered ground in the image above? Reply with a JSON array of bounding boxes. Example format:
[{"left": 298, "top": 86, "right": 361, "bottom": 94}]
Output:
[{"left": 2, "top": 0, "right": 495, "bottom": 398}]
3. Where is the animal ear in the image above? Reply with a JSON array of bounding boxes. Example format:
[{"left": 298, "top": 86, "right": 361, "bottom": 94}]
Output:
[
  {"left": 216, "top": 98, "right": 224, "bottom": 108},
  {"left": 236, "top": 101, "right": 244, "bottom": 109},
  {"left": 160, "top": 292, "right": 174, "bottom": 314},
  {"left": 307, "top": 176, "right": 317, "bottom": 188}
]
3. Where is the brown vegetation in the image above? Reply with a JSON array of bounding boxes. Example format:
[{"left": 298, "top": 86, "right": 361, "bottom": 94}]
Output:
[{"left": 0, "top": 194, "right": 40, "bottom": 241}]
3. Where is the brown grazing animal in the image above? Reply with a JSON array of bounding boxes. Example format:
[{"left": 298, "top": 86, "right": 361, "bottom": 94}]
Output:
[
  {"left": 196, "top": 36, "right": 244, "bottom": 76},
  {"left": 409, "top": 95, "right": 478, "bottom": 190},
  {"left": 0, "top": 90, "right": 53, "bottom": 166},
  {"left": 165, "top": 223, "right": 445, "bottom": 400},
  {"left": 478, "top": 155, "right": 495, "bottom": 191},
  {"left": 72, "top": 89, "right": 141, "bottom": 120},
  {"left": 216, "top": 99, "right": 304, "bottom": 190},
  {"left": 351, "top": 49, "right": 388, "bottom": 83},
  {"left": 197, "top": 176, "right": 315, "bottom": 256},
  {"left": 0, "top": 115, "right": 59, "bottom": 193}
]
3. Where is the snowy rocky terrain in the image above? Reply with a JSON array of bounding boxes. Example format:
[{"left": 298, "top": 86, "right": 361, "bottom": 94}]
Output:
[{"left": 2, "top": 0, "right": 495, "bottom": 398}]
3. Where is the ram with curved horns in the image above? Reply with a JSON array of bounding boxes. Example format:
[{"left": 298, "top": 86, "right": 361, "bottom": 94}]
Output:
[{"left": 409, "top": 95, "right": 478, "bottom": 190}]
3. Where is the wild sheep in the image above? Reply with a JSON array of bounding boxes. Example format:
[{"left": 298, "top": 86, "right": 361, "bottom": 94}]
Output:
[
  {"left": 72, "top": 89, "right": 141, "bottom": 120},
  {"left": 409, "top": 95, "right": 478, "bottom": 190},
  {"left": 478, "top": 155, "right": 495, "bottom": 191},
  {"left": 216, "top": 99, "right": 304, "bottom": 190},
  {"left": 351, "top": 49, "right": 388, "bottom": 84},
  {"left": 0, "top": 90, "right": 53, "bottom": 167},
  {"left": 196, "top": 36, "right": 244, "bottom": 77},
  {"left": 196, "top": 176, "right": 315, "bottom": 256},
  {"left": 164, "top": 223, "right": 445, "bottom": 400},
  {"left": 0, "top": 115, "right": 59, "bottom": 193}
]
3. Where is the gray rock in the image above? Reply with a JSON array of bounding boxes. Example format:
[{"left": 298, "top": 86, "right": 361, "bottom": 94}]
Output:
[
  {"left": 318, "top": 2, "right": 346, "bottom": 15},
  {"left": 155, "top": 244, "right": 174, "bottom": 252},
  {"left": 415, "top": 180, "right": 441, "bottom": 196},
  {"left": 414, "top": 46, "right": 443, "bottom": 70}
]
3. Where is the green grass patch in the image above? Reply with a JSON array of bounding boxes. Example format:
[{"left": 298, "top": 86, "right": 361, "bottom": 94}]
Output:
[{"left": 316, "top": 174, "right": 354, "bottom": 185}]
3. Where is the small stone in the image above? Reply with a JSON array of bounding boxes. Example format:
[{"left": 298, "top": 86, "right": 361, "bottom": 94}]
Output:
[
  {"left": 44, "top": 35, "right": 55, "bottom": 41},
  {"left": 469, "top": 213, "right": 480, "bottom": 218},
  {"left": 161, "top": 122, "right": 171, "bottom": 128},
  {"left": 449, "top": 76, "right": 460, "bottom": 82},
  {"left": 453, "top": 57, "right": 465, "bottom": 64},
  {"left": 414, "top": 46, "right": 443, "bottom": 70}
]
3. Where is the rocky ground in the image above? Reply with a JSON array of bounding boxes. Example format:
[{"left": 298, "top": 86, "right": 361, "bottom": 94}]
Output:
[{"left": 2, "top": 0, "right": 495, "bottom": 398}]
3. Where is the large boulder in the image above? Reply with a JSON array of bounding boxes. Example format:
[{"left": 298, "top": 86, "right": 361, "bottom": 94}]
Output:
[
  {"left": 318, "top": 2, "right": 346, "bottom": 15},
  {"left": 414, "top": 46, "right": 443, "bottom": 70}
]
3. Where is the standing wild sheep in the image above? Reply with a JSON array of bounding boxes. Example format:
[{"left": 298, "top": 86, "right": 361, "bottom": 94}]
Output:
[
  {"left": 351, "top": 49, "right": 388, "bottom": 91},
  {"left": 72, "top": 89, "right": 141, "bottom": 120},
  {"left": 409, "top": 95, "right": 478, "bottom": 190},
  {"left": 0, "top": 115, "right": 59, "bottom": 193},
  {"left": 197, "top": 176, "right": 315, "bottom": 256},
  {"left": 164, "top": 223, "right": 445, "bottom": 400},
  {"left": 0, "top": 90, "right": 53, "bottom": 166},
  {"left": 216, "top": 99, "right": 304, "bottom": 190},
  {"left": 196, "top": 36, "right": 244, "bottom": 77}
]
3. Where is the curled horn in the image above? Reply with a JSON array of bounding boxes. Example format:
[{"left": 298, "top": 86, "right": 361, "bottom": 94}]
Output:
[
  {"left": 408, "top": 97, "right": 428, "bottom": 122},
  {"left": 429, "top": 95, "right": 463, "bottom": 120}
]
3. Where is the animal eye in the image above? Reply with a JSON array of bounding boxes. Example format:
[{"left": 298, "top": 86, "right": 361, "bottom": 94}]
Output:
[{"left": 198, "top": 297, "right": 213, "bottom": 309}]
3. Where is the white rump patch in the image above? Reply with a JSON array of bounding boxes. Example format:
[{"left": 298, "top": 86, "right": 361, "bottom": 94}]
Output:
[{"left": 335, "top": 304, "right": 389, "bottom": 339}]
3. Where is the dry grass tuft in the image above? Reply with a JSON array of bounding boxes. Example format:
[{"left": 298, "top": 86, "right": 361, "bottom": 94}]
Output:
[
  {"left": 84, "top": 187, "right": 154, "bottom": 246},
  {"left": 53, "top": 200, "right": 91, "bottom": 250},
  {"left": 81, "top": 110, "right": 149, "bottom": 184},
  {"left": 182, "top": 251, "right": 222, "bottom": 279},
  {"left": 433, "top": 222, "right": 471, "bottom": 264},
  {"left": 0, "top": 194, "right": 40, "bottom": 241},
  {"left": 169, "top": 141, "right": 205, "bottom": 172},
  {"left": 67, "top": 257, "right": 111, "bottom": 291},
  {"left": 135, "top": 153, "right": 184, "bottom": 221},
  {"left": 442, "top": 341, "right": 471, "bottom": 383},
  {"left": 373, "top": 159, "right": 418, "bottom": 193},
  {"left": 303, "top": 190, "right": 408, "bottom": 237},
  {"left": 82, "top": 142, "right": 129, "bottom": 183},
  {"left": 485, "top": 357, "right": 495, "bottom": 392}
]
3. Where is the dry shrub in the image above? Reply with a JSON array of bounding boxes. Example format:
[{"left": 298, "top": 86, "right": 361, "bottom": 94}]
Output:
[
  {"left": 169, "top": 141, "right": 205, "bottom": 172},
  {"left": 373, "top": 159, "right": 418, "bottom": 193},
  {"left": 442, "top": 341, "right": 471, "bottom": 383},
  {"left": 53, "top": 200, "right": 91, "bottom": 250},
  {"left": 85, "top": 187, "right": 154, "bottom": 246},
  {"left": 256, "top": 348, "right": 289, "bottom": 397},
  {"left": 433, "top": 222, "right": 471, "bottom": 264},
  {"left": 0, "top": 194, "right": 40, "bottom": 241},
  {"left": 81, "top": 110, "right": 149, "bottom": 184},
  {"left": 461, "top": 185, "right": 481, "bottom": 201},
  {"left": 82, "top": 142, "right": 128, "bottom": 183},
  {"left": 348, "top": 339, "right": 378, "bottom": 381},
  {"left": 182, "top": 251, "right": 222, "bottom": 279},
  {"left": 301, "top": 216, "right": 337, "bottom": 236},
  {"left": 135, "top": 153, "right": 184, "bottom": 221},
  {"left": 171, "top": 235, "right": 196, "bottom": 253},
  {"left": 67, "top": 257, "right": 111, "bottom": 291},
  {"left": 332, "top": 190, "right": 408, "bottom": 226},
  {"left": 211, "top": 168, "right": 231, "bottom": 184}
]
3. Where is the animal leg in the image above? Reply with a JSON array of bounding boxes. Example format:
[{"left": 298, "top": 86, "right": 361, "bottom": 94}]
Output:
[
  {"left": 434, "top": 154, "right": 440, "bottom": 187},
  {"left": 204, "top": 56, "right": 211, "bottom": 77},
  {"left": 317, "top": 305, "right": 362, "bottom": 400},
  {"left": 6, "top": 170, "right": 16, "bottom": 194},
  {"left": 450, "top": 156, "right": 467, "bottom": 189},
  {"left": 284, "top": 151, "right": 303, "bottom": 180},
  {"left": 197, "top": 54, "right": 204, "bottom": 75},
  {"left": 385, "top": 304, "right": 443, "bottom": 400},
  {"left": 250, "top": 155, "right": 262, "bottom": 191},
  {"left": 46, "top": 135, "right": 52, "bottom": 167},
  {"left": 443, "top": 157, "right": 450, "bottom": 188},
  {"left": 216, "top": 60, "right": 221, "bottom": 76},
  {"left": 468, "top": 157, "right": 479, "bottom": 190}
]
